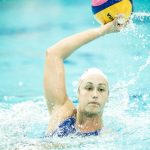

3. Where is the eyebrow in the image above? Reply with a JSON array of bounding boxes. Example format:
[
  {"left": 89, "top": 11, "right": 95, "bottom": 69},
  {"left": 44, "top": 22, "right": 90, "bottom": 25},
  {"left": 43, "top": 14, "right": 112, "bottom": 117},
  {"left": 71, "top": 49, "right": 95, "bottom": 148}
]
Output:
[{"left": 86, "top": 82, "right": 106, "bottom": 86}]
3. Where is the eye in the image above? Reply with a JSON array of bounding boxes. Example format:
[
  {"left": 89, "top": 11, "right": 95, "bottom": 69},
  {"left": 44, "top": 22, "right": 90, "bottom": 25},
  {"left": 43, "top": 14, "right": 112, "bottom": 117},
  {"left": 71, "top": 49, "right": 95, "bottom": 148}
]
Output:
[
  {"left": 85, "top": 86, "right": 93, "bottom": 91},
  {"left": 98, "top": 88, "right": 105, "bottom": 92}
]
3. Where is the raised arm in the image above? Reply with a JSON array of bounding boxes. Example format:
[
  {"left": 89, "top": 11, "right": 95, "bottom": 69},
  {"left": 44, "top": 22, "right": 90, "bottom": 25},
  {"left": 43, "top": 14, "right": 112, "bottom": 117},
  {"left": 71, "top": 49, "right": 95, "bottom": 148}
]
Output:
[{"left": 44, "top": 19, "right": 125, "bottom": 114}]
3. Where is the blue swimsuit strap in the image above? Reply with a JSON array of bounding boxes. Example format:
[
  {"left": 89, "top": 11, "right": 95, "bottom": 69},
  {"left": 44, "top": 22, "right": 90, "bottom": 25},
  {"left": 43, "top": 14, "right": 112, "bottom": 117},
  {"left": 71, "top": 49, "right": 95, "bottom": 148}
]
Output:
[
  {"left": 76, "top": 128, "right": 101, "bottom": 136},
  {"left": 46, "top": 116, "right": 76, "bottom": 137},
  {"left": 45, "top": 116, "right": 101, "bottom": 137}
]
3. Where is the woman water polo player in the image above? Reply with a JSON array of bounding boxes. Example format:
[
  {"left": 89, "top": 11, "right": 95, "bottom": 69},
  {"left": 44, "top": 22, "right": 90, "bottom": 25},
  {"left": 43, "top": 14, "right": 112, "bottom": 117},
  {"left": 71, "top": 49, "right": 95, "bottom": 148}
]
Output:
[{"left": 44, "top": 15, "right": 128, "bottom": 137}]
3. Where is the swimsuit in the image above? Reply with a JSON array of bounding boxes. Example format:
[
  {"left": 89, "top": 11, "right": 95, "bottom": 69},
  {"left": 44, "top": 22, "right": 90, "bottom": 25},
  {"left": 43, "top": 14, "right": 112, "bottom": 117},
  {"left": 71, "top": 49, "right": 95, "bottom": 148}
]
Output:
[{"left": 46, "top": 116, "right": 101, "bottom": 137}]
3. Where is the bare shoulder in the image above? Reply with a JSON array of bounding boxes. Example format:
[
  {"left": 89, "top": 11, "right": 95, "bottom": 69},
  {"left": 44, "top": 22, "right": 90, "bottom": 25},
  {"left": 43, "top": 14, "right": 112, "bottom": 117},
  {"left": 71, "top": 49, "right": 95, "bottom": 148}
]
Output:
[{"left": 47, "top": 99, "right": 76, "bottom": 133}]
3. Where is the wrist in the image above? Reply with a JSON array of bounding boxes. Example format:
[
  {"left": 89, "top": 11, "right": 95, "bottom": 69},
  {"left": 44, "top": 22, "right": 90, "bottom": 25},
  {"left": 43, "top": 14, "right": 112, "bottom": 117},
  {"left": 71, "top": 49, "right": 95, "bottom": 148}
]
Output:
[{"left": 96, "top": 23, "right": 113, "bottom": 37}]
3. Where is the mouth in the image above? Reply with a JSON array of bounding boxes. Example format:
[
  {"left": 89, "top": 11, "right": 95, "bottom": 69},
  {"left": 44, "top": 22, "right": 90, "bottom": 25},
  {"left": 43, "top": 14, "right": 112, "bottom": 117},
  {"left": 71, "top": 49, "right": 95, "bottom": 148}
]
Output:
[{"left": 88, "top": 102, "right": 100, "bottom": 106}]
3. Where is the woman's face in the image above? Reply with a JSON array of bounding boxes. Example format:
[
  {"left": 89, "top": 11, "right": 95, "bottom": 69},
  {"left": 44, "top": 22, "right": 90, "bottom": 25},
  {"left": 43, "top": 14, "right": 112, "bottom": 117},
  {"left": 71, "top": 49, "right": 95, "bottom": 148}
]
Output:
[{"left": 78, "top": 74, "right": 109, "bottom": 115}]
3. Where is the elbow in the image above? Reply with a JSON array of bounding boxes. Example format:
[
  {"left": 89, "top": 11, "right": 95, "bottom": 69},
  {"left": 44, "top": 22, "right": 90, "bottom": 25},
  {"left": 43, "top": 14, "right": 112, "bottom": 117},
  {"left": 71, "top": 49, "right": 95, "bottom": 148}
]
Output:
[
  {"left": 46, "top": 48, "right": 55, "bottom": 57},
  {"left": 46, "top": 47, "right": 62, "bottom": 59}
]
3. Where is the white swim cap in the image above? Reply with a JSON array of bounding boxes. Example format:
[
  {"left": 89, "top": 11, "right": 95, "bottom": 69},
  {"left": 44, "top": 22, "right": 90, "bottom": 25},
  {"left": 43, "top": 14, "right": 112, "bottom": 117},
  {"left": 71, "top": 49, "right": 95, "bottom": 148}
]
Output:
[{"left": 78, "top": 68, "right": 108, "bottom": 89}]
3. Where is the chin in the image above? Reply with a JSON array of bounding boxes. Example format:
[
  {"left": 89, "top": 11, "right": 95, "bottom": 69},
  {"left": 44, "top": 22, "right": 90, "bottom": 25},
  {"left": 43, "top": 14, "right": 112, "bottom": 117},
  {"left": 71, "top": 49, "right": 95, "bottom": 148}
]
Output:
[{"left": 85, "top": 107, "right": 100, "bottom": 116}]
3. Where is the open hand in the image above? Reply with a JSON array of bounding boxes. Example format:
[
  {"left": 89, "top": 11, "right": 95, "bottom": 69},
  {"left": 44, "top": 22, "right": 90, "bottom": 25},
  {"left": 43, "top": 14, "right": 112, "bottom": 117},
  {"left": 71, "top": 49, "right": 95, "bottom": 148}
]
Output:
[{"left": 103, "top": 14, "right": 129, "bottom": 34}]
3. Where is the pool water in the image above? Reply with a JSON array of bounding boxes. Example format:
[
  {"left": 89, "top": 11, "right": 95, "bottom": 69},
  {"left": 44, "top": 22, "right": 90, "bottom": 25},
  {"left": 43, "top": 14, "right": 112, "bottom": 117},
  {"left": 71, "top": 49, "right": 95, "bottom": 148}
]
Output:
[{"left": 0, "top": 0, "right": 150, "bottom": 149}]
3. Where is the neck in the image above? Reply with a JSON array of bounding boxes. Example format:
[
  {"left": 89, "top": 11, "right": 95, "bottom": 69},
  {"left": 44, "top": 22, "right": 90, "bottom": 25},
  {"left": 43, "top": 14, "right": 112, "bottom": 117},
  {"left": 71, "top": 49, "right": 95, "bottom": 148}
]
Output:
[{"left": 76, "top": 110, "right": 103, "bottom": 132}]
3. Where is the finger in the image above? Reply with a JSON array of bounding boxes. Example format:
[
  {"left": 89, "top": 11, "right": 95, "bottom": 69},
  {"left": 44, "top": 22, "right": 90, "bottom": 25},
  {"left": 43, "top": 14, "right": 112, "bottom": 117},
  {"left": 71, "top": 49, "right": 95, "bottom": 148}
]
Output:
[
  {"left": 115, "top": 14, "right": 125, "bottom": 21},
  {"left": 115, "top": 14, "right": 127, "bottom": 26},
  {"left": 123, "top": 19, "right": 130, "bottom": 28}
]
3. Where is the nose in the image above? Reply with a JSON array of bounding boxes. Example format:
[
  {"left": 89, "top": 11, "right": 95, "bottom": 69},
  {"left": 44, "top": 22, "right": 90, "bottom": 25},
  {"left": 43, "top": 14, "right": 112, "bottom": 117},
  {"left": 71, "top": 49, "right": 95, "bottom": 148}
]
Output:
[{"left": 92, "top": 89, "right": 98, "bottom": 99}]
